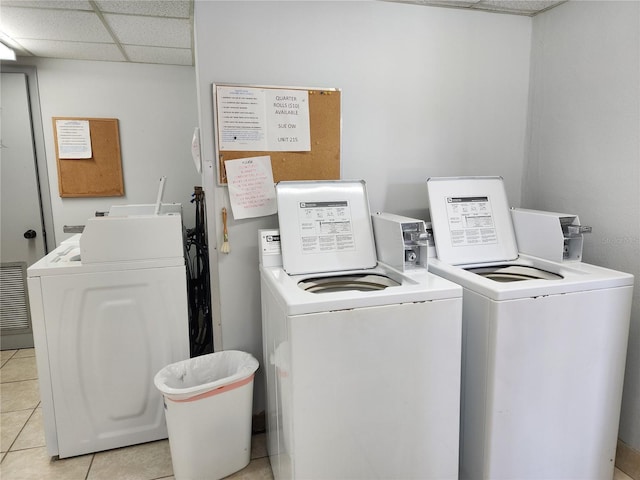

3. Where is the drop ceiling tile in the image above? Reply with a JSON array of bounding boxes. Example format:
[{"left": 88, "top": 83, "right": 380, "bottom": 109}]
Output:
[
  {"left": 123, "top": 45, "right": 192, "bottom": 66},
  {"left": 95, "top": 0, "right": 191, "bottom": 18},
  {"left": 384, "top": 0, "right": 564, "bottom": 14},
  {"left": 419, "top": 0, "right": 480, "bottom": 6},
  {"left": 104, "top": 14, "right": 191, "bottom": 48},
  {"left": 0, "top": 7, "right": 112, "bottom": 42},
  {"left": 385, "top": 0, "right": 480, "bottom": 7},
  {"left": 478, "top": 0, "right": 555, "bottom": 14},
  {"left": 16, "top": 39, "right": 125, "bottom": 62},
  {"left": 0, "top": 1, "right": 93, "bottom": 10},
  {"left": 477, "top": 0, "right": 563, "bottom": 13}
]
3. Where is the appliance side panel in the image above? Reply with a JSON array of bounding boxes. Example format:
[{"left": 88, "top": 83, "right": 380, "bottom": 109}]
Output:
[
  {"left": 260, "top": 275, "right": 290, "bottom": 480},
  {"left": 289, "top": 298, "right": 462, "bottom": 480},
  {"left": 40, "top": 266, "right": 189, "bottom": 458},
  {"left": 26, "top": 276, "right": 59, "bottom": 457},
  {"left": 459, "top": 289, "right": 492, "bottom": 480},
  {"left": 259, "top": 277, "right": 274, "bottom": 458},
  {"left": 486, "top": 286, "right": 633, "bottom": 480},
  {"left": 159, "top": 265, "right": 191, "bottom": 362}
]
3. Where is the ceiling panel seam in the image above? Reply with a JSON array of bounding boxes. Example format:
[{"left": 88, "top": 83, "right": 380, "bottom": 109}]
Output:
[{"left": 88, "top": 0, "right": 129, "bottom": 62}]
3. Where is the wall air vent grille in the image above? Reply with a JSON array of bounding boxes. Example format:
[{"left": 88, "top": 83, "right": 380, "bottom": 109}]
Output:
[{"left": 1, "top": 263, "right": 31, "bottom": 332}]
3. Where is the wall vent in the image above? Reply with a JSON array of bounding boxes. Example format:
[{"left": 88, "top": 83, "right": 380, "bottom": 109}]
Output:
[{"left": 1, "top": 263, "right": 31, "bottom": 333}]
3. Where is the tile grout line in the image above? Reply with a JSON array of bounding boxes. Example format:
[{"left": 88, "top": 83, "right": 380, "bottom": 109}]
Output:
[
  {"left": 1, "top": 351, "right": 38, "bottom": 385},
  {"left": 5, "top": 405, "right": 38, "bottom": 454},
  {"left": 0, "top": 377, "right": 39, "bottom": 385},
  {"left": 85, "top": 452, "right": 97, "bottom": 480},
  {"left": 0, "top": 350, "right": 18, "bottom": 369}
]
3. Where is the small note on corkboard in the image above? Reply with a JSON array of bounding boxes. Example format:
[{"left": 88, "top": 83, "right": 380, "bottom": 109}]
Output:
[{"left": 53, "top": 117, "right": 124, "bottom": 197}]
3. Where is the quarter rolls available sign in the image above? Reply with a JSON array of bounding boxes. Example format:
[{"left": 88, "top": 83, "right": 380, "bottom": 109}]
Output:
[{"left": 216, "top": 86, "right": 310, "bottom": 152}]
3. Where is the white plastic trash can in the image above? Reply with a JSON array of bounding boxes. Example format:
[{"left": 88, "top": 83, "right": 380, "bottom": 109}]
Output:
[{"left": 154, "top": 350, "right": 259, "bottom": 480}]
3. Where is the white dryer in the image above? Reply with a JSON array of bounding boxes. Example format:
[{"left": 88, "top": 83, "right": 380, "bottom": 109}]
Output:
[
  {"left": 260, "top": 180, "right": 463, "bottom": 480},
  {"left": 426, "top": 176, "right": 634, "bottom": 480},
  {"left": 27, "top": 212, "right": 190, "bottom": 458}
]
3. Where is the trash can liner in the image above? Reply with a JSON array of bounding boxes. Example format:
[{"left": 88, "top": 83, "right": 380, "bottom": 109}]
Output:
[
  {"left": 168, "top": 374, "right": 255, "bottom": 403},
  {"left": 154, "top": 350, "right": 259, "bottom": 402}
]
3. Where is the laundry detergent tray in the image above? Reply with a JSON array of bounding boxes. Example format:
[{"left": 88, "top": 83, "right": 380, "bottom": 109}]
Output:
[
  {"left": 427, "top": 176, "right": 564, "bottom": 282},
  {"left": 276, "top": 180, "right": 392, "bottom": 292}
]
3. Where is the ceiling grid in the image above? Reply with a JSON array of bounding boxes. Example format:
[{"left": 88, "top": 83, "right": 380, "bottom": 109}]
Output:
[{"left": 0, "top": 0, "right": 564, "bottom": 66}]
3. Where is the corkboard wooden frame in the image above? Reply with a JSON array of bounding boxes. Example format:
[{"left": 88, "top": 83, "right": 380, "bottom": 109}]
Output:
[
  {"left": 53, "top": 117, "right": 124, "bottom": 197},
  {"left": 213, "top": 84, "right": 341, "bottom": 185}
]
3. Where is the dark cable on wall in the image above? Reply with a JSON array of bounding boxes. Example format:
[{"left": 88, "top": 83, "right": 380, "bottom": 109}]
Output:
[{"left": 184, "top": 186, "right": 213, "bottom": 356}]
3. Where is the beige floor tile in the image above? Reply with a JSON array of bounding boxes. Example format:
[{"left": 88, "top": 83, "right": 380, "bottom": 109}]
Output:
[
  {"left": 225, "top": 457, "right": 273, "bottom": 480},
  {"left": 13, "top": 349, "right": 35, "bottom": 359},
  {"left": 251, "top": 433, "right": 267, "bottom": 460},
  {"left": 12, "top": 407, "right": 45, "bottom": 451},
  {"left": 87, "top": 439, "right": 173, "bottom": 480},
  {"left": 0, "top": 446, "right": 93, "bottom": 480},
  {"left": 1, "top": 350, "right": 17, "bottom": 367},
  {"left": 0, "top": 380, "right": 40, "bottom": 413},
  {"left": 0, "top": 357, "right": 38, "bottom": 383},
  {"left": 1, "top": 409, "right": 32, "bottom": 453},
  {"left": 614, "top": 467, "right": 634, "bottom": 480}
]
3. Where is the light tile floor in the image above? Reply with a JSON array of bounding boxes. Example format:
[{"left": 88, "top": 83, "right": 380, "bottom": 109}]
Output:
[
  {"left": 1, "top": 348, "right": 635, "bottom": 480},
  {"left": 0, "top": 348, "right": 273, "bottom": 480}
]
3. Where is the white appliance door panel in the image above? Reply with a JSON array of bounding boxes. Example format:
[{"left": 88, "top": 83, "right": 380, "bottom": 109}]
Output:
[
  {"left": 287, "top": 299, "right": 462, "bottom": 480},
  {"left": 41, "top": 266, "right": 189, "bottom": 458},
  {"left": 486, "top": 286, "right": 633, "bottom": 480}
]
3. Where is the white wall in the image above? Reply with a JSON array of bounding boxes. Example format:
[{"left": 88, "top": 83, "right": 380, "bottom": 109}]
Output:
[
  {"left": 525, "top": 1, "right": 640, "bottom": 450},
  {"left": 16, "top": 58, "right": 200, "bottom": 244},
  {"left": 194, "top": 0, "right": 532, "bottom": 412}
]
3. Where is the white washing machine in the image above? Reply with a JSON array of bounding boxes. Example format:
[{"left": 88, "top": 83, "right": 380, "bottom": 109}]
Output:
[
  {"left": 27, "top": 211, "right": 190, "bottom": 458},
  {"left": 426, "top": 176, "right": 634, "bottom": 480},
  {"left": 260, "top": 180, "right": 463, "bottom": 480}
]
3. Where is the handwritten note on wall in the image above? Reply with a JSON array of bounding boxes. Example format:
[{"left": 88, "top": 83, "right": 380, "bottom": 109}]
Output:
[
  {"left": 225, "top": 156, "right": 277, "bottom": 219},
  {"left": 216, "top": 86, "right": 310, "bottom": 152}
]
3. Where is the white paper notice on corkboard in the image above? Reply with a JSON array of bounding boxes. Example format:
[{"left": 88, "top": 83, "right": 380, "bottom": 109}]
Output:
[{"left": 56, "top": 119, "right": 92, "bottom": 159}]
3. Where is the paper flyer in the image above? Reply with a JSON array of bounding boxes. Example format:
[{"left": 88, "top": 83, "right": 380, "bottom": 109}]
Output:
[{"left": 224, "top": 155, "right": 277, "bottom": 219}]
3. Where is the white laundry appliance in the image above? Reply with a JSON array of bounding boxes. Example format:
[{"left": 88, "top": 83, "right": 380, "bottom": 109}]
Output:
[
  {"left": 260, "top": 180, "right": 463, "bottom": 480},
  {"left": 27, "top": 210, "right": 190, "bottom": 458},
  {"left": 426, "top": 176, "right": 634, "bottom": 480}
]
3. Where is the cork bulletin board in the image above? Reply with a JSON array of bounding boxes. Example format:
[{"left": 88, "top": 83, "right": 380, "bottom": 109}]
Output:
[
  {"left": 53, "top": 117, "right": 124, "bottom": 197},
  {"left": 213, "top": 84, "right": 341, "bottom": 184}
]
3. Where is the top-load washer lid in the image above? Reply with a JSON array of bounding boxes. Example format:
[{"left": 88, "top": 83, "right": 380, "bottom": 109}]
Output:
[
  {"left": 427, "top": 176, "right": 519, "bottom": 266},
  {"left": 276, "top": 180, "right": 378, "bottom": 275}
]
